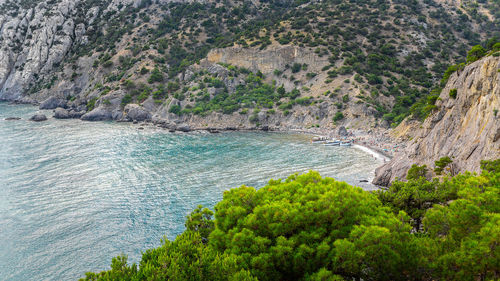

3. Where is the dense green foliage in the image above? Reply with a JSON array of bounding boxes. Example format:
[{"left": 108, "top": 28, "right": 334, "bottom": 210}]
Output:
[
  {"left": 82, "top": 160, "right": 500, "bottom": 281},
  {"left": 180, "top": 71, "right": 286, "bottom": 116},
  {"left": 406, "top": 163, "right": 428, "bottom": 180},
  {"left": 434, "top": 156, "right": 454, "bottom": 175},
  {"left": 333, "top": 112, "right": 344, "bottom": 122},
  {"left": 466, "top": 45, "right": 487, "bottom": 63},
  {"left": 449, "top": 88, "right": 458, "bottom": 99}
]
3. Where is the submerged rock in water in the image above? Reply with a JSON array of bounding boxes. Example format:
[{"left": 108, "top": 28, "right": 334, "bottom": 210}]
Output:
[
  {"left": 30, "top": 113, "right": 48, "bottom": 122},
  {"left": 5, "top": 117, "right": 21, "bottom": 120}
]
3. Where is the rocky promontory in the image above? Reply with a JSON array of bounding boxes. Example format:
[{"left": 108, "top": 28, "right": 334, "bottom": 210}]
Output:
[{"left": 373, "top": 55, "right": 500, "bottom": 186}]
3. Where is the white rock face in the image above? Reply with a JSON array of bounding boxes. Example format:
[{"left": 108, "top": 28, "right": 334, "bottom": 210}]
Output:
[
  {"left": 0, "top": 0, "right": 196, "bottom": 101},
  {"left": 1, "top": 0, "right": 80, "bottom": 100}
]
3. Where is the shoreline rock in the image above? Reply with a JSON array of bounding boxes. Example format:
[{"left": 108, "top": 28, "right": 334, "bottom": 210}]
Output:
[
  {"left": 30, "top": 113, "right": 48, "bottom": 122},
  {"left": 124, "top": 104, "right": 151, "bottom": 122},
  {"left": 69, "top": 110, "right": 86, "bottom": 119},
  {"left": 54, "top": 108, "right": 70, "bottom": 119},
  {"left": 40, "top": 97, "right": 67, "bottom": 110},
  {"left": 81, "top": 107, "right": 112, "bottom": 121}
]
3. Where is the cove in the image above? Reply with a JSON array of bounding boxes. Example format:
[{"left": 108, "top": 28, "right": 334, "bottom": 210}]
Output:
[{"left": 0, "top": 103, "right": 382, "bottom": 280}]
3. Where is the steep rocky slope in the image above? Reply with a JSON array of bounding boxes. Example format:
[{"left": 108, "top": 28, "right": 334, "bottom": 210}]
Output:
[
  {"left": 0, "top": 0, "right": 135, "bottom": 100},
  {"left": 373, "top": 55, "right": 500, "bottom": 186},
  {"left": 1, "top": 0, "right": 498, "bottom": 132}
]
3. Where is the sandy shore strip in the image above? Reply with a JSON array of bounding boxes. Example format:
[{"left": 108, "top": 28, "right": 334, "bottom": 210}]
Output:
[
  {"left": 99, "top": 117, "right": 402, "bottom": 162},
  {"left": 291, "top": 128, "right": 400, "bottom": 160},
  {"left": 353, "top": 144, "right": 391, "bottom": 162}
]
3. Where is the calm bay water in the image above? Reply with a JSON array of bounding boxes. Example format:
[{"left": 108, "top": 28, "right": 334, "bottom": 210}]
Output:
[{"left": 0, "top": 102, "right": 383, "bottom": 280}]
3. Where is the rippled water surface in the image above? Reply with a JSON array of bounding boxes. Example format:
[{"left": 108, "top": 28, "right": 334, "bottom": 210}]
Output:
[{"left": 0, "top": 103, "right": 382, "bottom": 280}]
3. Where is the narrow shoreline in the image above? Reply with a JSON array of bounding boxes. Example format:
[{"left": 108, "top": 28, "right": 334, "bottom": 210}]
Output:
[
  {"left": 156, "top": 124, "right": 396, "bottom": 162},
  {"left": 3, "top": 101, "right": 395, "bottom": 179},
  {"left": 286, "top": 128, "right": 395, "bottom": 160},
  {"left": 352, "top": 144, "right": 391, "bottom": 162}
]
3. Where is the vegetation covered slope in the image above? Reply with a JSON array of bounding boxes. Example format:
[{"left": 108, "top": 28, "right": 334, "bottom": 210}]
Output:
[
  {"left": 1, "top": 0, "right": 498, "bottom": 129},
  {"left": 82, "top": 159, "right": 499, "bottom": 281}
]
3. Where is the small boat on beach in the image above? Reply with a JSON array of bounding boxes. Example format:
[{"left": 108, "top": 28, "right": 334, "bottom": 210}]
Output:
[
  {"left": 340, "top": 141, "right": 352, "bottom": 146},
  {"left": 313, "top": 136, "right": 353, "bottom": 147},
  {"left": 324, "top": 140, "right": 341, "bottom": 146},
  {"left": 312, "top": 136, "right": 328, "bottom": 143}
]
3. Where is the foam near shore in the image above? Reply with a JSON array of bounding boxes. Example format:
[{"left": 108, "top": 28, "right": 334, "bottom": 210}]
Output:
[{"left": 353, "top": 144, "right": 391, "bottom": 162}]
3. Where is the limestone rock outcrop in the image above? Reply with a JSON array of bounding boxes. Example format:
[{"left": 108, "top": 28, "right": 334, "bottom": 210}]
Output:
[
  {"left": 0, "top": 0, "right": 158, "bottom": 101},
  {"left": 373, "top": 56, "right": 500, "bottom": 186},
  {"left": 205, "top": 45, "right": 329, "bottom": 76}
]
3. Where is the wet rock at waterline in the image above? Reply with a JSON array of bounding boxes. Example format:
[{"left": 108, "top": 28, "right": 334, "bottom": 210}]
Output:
[
  {"left": 40, "top": 97, "right": 67, "bottom": 110},
  {"left": 124, "top": 104, "right": 151, "bottom": 122},
  {"left": 54, "top": 107, "right": 86, "bottom": 119},
  {"left": 69, "top": 110, "right": 86, "bottom": 119},
  {"left": 54, "top": 108, "right": 70, "bottom": 119},
  {"left": 177, "top": 125, "right": 191, "bottom": 132},
  {"left": 30, "top": 113, "right": 48, "bottom": 122},
  {"left": 81, "top": 107, "right": 112, "bottom": 121}
]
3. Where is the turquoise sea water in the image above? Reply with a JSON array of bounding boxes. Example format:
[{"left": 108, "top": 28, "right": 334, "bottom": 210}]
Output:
[{"left": 0, "top": 102, "right": 382, "bottom": 280}]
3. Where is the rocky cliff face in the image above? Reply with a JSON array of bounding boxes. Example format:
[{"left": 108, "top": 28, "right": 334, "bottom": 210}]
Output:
[
  {"left": 0, "top": 0, "right": 497, "bottom": 136},
  {"left": 373, "top": 55, "right": 500, "bottom": 186},
  {"left": 0, "top": 0, "right": 182, "bottom": 101}
]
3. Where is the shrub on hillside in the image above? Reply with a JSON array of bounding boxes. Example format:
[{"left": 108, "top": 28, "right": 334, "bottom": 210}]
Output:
[
  {"left": 333, "top": 112, "right": 344, "bottom": 121},
  {"left": 449, "top": 88, "right": 457, "bottom": 99}
]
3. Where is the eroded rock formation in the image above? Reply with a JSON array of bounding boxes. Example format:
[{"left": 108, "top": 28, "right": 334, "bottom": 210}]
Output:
[{"left": 373, "top": 56, "right": 500, "bottom": 186}]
